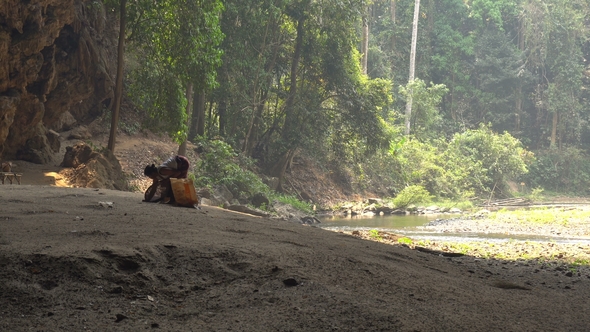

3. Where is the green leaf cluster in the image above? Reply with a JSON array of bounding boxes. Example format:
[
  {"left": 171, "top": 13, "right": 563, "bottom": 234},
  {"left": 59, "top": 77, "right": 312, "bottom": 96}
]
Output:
[
  {"left": 193, "top": 138, "right": 270, "bottom": 199},
  {"left": 392, "top": 185, "right": 433, "bottom": 209},
  {"left": 522, "top": 147, "right": 590, "bottom": 194}
]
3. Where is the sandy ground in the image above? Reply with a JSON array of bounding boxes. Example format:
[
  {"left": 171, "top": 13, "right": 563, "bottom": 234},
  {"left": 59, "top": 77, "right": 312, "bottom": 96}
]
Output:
[{"left": 2, "top": 185, "right": 590, "bottom": 331}]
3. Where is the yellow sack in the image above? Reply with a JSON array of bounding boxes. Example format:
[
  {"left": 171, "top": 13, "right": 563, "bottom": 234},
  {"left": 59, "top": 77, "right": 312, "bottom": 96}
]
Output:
[{"left": 170, "top": 178, "right": 199, "bottom": 207}]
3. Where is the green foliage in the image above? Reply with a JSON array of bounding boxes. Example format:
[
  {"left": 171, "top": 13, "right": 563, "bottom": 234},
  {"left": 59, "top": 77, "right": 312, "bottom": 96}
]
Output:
[
  {"left": 119, "top": 121, "right": 140, "bottom": 135},
  {"left": 86, "top": 141, "right": 107, "bottom": 153},
  {"left": 446, "top": 125, "right": 533, "bottom": 196},
  {"left": 193, "top": 138, "right": 270, "bottom": 199},
  {"left": 270, "top": 193, "right": 314, "bottom": 214},
  {"left": 116, "top": 0, "right": 590, "bottom": 201},
  {"left": 369, "top": 126, "right": 532, "bottom": 200},
  {"left": 528, "top": 187, "right": 544, "bottom": 201},
  {"left": 392, "top": 185, "right": 433, "bottom": 209},
  {"left": 399, "top": 79, "right": 449, "bottom": 140},
  {"left": 368, "top": 229, "right": 382, "bottom": 241},
  {"left": 471, "top": 27, "right": 532, "bottom": 134},
  {"left": 125, "top": 0, "right": 224, "bottom": 138},
  {"left": 522, "top": 147, "right": 590, "bottom": 194},
  {"left": 432, "top": 200, "right": 475, "bottom": 211},
  {"left": 397, "top": 237, "right": 413, "bottom": 245}
]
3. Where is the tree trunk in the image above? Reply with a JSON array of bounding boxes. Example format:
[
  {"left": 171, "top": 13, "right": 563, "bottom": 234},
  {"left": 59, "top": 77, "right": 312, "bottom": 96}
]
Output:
[
  {"left": 218, "top": 99, "right": 226, "bottom": 136},
  {"left": 405, "top": 0, "right": 420, "bottom": 136},
  {"left": 188, "top": 90, "right": 205, "bottom": 141},
  {"left": 390, "top": 0, "right": 396, "bottom": 25},
  {"left": 178, "top": 83, "right": 194, "bottom": 156},
  {"left": 243, "top": 89, "right": 268, "bottom": 156},
  {"left": 390, "top": 0, "right": 396, "bottom": 81},
  {"left": 550, "top": 111, "right": 557, "bottom": 149},
  {"left": 450, "top": 71, "right": 456, "bottom": 121},
  {"left": 270, "top": 148, "right": 296, "bottom": 192},
  {"left": 271, "top": 16, "right": 304, "bottom": 189},
  {"left": 281, "top": 17, "right": 304, "bottom": 140},
  {"left": 361, "top": 6, "right": 369, "bottom": 75},
  {"left": 515, "top": 13, "right": 525, "bottom": 133},
  {"left": 107, "top": 0, "right": 126, "bottom": 153},
  {"left": 195, "top": 91, "right": 205, "bottom": 137}
]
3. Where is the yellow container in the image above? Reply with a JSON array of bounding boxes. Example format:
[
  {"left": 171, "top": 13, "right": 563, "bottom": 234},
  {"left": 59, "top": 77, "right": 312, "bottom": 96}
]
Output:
[{"left": 170, "top": 178, "right": 199, "bottom": 207}]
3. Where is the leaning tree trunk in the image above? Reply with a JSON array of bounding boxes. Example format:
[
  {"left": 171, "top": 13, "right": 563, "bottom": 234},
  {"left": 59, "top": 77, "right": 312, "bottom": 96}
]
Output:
[
  {"left": 243, "top": 89, "right": 268, "bottom": 156},
  {"left": 270, "top": 148, "right": 296, "bottom": 192}
]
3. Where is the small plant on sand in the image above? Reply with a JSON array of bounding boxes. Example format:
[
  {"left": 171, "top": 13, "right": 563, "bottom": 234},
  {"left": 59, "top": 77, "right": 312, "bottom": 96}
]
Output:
[
  {"left": 445, "top": 242, "right": 472, "bottom": 255},
  {"left": 489, "top": 207, "right": 590, "bottom": 226},
  {"left": 529, "top": 187, "right": 544, "bottom": 201},
  {"left": 369, "top": 229, "right": 382, "bottom": 241},
  {"left": 271, "top": 194, "right": 314, "bottom": 214},
  {"left": 398, "top": 237, "right": 413, "bottom": 245},
  {"left": 86, "top": 140, "right": 107, "bottom": 153},
  {"left": 433, "top": 200, "right": 474, "bottom": 212}
]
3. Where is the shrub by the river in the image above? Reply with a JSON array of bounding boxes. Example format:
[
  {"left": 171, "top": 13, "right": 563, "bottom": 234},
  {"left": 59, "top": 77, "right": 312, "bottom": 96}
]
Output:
[{"left": 392, "top": 185, "right": 433, "bottom": 209}]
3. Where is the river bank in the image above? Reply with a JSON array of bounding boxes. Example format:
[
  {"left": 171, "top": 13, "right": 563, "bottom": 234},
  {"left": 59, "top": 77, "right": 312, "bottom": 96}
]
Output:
[{"left": 333, "top": 207, "right": 590, "bottom": 269}]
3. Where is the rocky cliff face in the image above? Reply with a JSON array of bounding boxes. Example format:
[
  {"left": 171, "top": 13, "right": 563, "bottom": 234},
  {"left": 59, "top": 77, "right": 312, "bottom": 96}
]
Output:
[{"left": 0, "top": 0, "right": 116, "bottom": 163}]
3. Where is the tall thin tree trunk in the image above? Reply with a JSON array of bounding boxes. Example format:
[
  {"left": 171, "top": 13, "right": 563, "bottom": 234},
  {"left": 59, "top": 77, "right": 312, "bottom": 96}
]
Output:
[
  {"left": 218, "top": 100, "right": 226, "bottom": 136},
  {"left": 107, "top": 0, "right": 126, "bottom": 153},
  {"left": 450, "top": 71, "right": 456, "bottom": 121},
  {"left": 243, "top": 90, "right": 268, "bottom": 156},
  {"left": 390, "top": 0, "right": 396, "bottom": 81},
  {"left": 178, "top": 83, "right": 194, "bottom": 156},
  {"left": 515, "top": 13, "right": 525, "bottom": 133},
  {"left": 550, "top": 112, "right": 557, "bottom": 149},
  {"left": 361, "top": 6, "right": 369, "bottom": 75},
  {"left": 405, "top": 0, "right": 420, "bottom": 136}
]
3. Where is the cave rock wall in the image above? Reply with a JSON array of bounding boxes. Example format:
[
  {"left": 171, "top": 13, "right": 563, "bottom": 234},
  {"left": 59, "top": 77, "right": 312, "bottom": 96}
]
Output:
[{"left": 0, "top": 0, "right": 116, "bottom": 163}]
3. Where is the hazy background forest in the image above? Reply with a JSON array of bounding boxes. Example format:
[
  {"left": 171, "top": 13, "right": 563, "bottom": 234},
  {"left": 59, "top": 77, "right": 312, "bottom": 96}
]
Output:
[{"left": 102, "top": 0, "right": 590, "bottom": 204}]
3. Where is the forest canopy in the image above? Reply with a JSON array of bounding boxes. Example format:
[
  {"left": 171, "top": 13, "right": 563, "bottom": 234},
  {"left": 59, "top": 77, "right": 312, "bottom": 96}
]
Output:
[{"left": 105, "top": 0, "right": 590, "bottom": 200}]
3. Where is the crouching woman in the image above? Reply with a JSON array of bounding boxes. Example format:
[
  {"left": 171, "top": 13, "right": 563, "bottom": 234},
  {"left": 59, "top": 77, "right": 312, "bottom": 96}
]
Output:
[{"left": 143, "top": 155, "right": 190, "bottom": 203}]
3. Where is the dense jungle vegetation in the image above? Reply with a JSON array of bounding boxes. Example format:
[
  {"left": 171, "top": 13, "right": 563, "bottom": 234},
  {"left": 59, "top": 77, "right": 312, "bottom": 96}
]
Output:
[{"left": 102, "top": 0, "right": 590, "bottom": 203}]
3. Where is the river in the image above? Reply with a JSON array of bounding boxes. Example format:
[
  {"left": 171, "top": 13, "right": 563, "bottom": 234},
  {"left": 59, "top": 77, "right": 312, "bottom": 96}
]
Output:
[{"left": 317, "top": 213, "right": 590, "bottom": 245}]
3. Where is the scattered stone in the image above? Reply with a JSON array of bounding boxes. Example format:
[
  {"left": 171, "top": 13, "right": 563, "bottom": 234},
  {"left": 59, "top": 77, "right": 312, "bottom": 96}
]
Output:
[
  {"left": 115, "top": 313, "right": 128, "bottom": 323},
  {"left": 98, "top": 201, "right": 114, "bottom": 208},
  {"left": 283, "top": 278, "right": 299, "bottom": 287},
  {"left": 251, "top": 193, "right": 270, "bottom": 208},
  {"left": 109, "top": 286, "right": 123, "bottom": 294}
]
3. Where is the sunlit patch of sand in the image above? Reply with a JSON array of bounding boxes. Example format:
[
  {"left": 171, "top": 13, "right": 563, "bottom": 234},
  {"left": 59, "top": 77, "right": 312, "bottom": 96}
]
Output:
[{"left": 44, "top": 172, "right": 71, "bottom": 187}]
